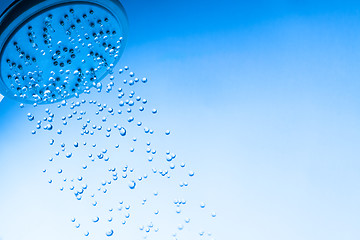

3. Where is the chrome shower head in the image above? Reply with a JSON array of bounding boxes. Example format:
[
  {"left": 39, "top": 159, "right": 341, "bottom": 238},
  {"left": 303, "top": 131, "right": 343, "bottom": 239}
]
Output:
[{"left": 0, "top": 0, "right": 128, "bottom": 104}]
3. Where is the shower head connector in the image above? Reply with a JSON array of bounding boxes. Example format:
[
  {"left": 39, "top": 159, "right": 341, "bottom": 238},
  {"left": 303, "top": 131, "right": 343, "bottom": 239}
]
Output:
[{"left": 0, "top": 0, "right": 128, "bottom": 104}]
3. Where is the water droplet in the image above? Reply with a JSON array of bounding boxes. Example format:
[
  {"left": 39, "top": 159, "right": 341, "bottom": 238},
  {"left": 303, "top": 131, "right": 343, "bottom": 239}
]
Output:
[
  {"left": 189, "top": 171, "right": 195, "bottom": 177},
  {"left": 119, "top": 127, "right": 126, "bottom": 136},
  {"left": 200, "top": 202, "right": 206, "bottom": 208},
  {"left": 211, "top": 212, "right": 217, "bottom": 217},
  {"left": 128, "top": 116, "right": 134, "bottom": 122},
  {"left": 165, "top": 130, "right": 170, "bottom": 135},
  {"left": 27, "top": 113, "right": 34, "bottom": 121},
  {"left": 129, "top": 180, "right": 136, "bottom": 189},
  {"left": 93, "top": 216, "right": 99, "bottom": 223},
  {"left": 106, "top": 229, "right": 114, "bottom": 237}
]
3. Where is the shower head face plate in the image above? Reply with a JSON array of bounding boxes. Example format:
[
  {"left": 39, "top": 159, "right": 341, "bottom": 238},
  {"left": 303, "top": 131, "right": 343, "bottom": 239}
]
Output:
[{"left": 0, "top": 0, "right": 128, "bottom": 104}]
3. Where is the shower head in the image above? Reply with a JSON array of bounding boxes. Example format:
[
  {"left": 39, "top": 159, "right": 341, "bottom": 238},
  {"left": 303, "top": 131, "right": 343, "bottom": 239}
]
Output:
[{"left": 0, "top": 0, "right": 128, "bottom": 104}]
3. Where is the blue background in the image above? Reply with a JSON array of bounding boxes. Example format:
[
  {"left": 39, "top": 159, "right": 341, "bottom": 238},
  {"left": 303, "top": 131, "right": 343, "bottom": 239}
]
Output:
[{"left": 1, "top": 0, "right": 360, "bottom": 239}]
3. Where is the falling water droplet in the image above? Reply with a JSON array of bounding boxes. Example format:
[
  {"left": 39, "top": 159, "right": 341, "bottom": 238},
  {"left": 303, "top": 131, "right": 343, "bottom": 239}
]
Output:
[
  {"left": 106, "top": 229, "right": 114, "bottom": 237},
  {"left": 119, "top": 127, "right": 126, "bottom": 136},
  {"left": 129, "top": 180, "right": 136, "bottom": 189}
]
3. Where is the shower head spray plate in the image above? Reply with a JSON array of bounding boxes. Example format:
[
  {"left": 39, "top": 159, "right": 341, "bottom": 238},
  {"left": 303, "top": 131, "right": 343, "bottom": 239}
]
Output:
[{"left": 0, "top": 0, "right": 128, "bottom": 104}]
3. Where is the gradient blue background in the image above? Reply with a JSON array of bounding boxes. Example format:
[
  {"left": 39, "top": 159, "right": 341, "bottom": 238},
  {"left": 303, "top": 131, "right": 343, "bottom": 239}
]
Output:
[{"left": 1, "top": 0, "right": 360, "bottom": 239}]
